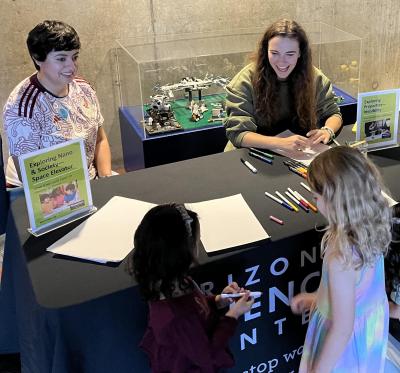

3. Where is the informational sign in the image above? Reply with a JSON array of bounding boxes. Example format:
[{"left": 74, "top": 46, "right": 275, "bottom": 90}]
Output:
[
  {"left": 356, "top": 89, "right": 400, "bottom": 150},
  {"left": 19, "top": 139, "right": 96, "bottom": 236}
]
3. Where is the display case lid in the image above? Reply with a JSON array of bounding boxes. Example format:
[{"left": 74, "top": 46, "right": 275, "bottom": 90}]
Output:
[{"left": 116, "top": 22, "right": 361, "bottom": 64}]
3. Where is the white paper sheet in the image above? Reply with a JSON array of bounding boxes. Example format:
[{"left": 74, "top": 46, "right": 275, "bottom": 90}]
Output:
[
  {"left": 187, "top": 194, "right": 269, "bottom": 253},
  {"left": 47, "top": 196, "right": 156, "bottom": 263},
  {"left": 47, "top": 194, "right": 269, "bottom": 262},
  {"left": 274, "top": 130, "right": 330, "bottom": 166}
]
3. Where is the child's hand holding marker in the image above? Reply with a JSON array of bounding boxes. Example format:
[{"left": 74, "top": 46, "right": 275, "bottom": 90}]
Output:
[{"left": 215, "top": 282, "right": 259, "bottom": 313}]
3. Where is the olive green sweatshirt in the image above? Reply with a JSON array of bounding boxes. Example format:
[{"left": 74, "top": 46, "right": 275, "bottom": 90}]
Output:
[{"left": 223, "top": 63, "right": 342, "bottom": 149}]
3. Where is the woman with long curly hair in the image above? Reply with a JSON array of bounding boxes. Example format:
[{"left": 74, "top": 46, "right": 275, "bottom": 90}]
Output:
[{"left": 224, "top": 19, "right": 342, "bottom": 152}]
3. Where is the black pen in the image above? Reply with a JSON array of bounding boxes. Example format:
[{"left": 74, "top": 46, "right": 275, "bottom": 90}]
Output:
[
  {"left": 240, "top": 158, "right": 258, "bottom": 173},
  {"left": 249, "top": 151, "right": 273, "bottom": 164},
  {"left": 249, "top": 147, "right": 274, "bottom": 159}
]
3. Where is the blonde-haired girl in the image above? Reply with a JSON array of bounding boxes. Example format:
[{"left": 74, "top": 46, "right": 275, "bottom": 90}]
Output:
[{"left": 291, "top": 146, "right": 391, "bottom": 373}]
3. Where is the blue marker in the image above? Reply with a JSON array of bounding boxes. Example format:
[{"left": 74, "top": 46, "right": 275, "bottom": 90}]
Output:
[{"left": 249, "top": 151, "right": 273, "bottom": 164}]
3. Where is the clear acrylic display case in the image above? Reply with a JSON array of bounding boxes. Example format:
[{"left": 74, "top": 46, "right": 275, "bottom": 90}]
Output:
[{"left": 116, "top": 23, "right": 361, "bottom": 139}]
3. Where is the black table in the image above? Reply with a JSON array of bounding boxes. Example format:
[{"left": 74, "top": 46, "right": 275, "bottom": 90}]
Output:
[{"left": 1, "top": 141, "right": 398, "bottom": 373}]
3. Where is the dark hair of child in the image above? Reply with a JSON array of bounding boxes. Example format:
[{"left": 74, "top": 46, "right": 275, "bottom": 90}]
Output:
[
  {"left": 385, "top": 203, "right": 400, "bottom": 294},
  {"left": 39, "top": 193, "right": 50, "bottom": 203},
  {"left": 131, "top": 203, "right": 200, "bottom": 301},
  {"left": 27, "top": 20, "right": 81, "bottom": 70},
  {"left": 65, "top": 183, "right": 76, "bottom": 192}
]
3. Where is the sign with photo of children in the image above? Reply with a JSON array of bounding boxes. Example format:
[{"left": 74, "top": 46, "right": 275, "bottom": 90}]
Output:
[
  {"left": 19, "top": 138, "right": 95, "bottom": 236},
  {"left": 356, "top": 88, "right": 400, "bottom": 150}
]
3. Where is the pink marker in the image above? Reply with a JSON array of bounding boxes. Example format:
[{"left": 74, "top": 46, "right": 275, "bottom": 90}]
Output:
[{"left": 269, "top": 215, "right": 284, "bottom": 225}]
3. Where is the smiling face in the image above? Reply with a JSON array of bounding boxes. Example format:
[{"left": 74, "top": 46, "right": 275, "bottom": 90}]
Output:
[
  {"left": 35, "top": 49, "right": 79, "bottom": 97},
  {"left": 268, "top": 36, "right": 300, "bottom": 80}
]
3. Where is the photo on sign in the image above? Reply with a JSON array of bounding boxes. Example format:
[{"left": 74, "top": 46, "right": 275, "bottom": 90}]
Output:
[
  {"left": 364, "top": 118, "right": 391, "bottom": 141},
  {"left": 38, "top": 180, "right": 84, "bottom": 218}
]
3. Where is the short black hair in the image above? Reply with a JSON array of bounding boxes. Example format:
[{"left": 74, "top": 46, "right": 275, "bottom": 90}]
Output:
[
  {"left": 385, "top": 203, "right": 400, "bottom": 295},
  {"left": 39, "top": 193, "right": 50, "bottom": 203},
  {"left": 27, "top": 20, "right": 80, "bottom": 70},
  {"left": 65, "top": 183, "right": 76, "bottom": 192},
  {"left": 130, "top": 204, "right": 200, "bottom": 301}
]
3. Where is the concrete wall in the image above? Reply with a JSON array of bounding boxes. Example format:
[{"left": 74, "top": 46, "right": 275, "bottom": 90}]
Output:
[{"left": 0, "top": 0, "right": 399, "bottom": 169}]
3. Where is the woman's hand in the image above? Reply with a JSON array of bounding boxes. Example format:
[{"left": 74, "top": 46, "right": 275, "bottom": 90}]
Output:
[
  {"left": 290, "top": 292, "right": 316, "bottom": 314},
  {"left": 306, "top": 129, "right": 331, "bottom": 145},
  {"left": 276, "top": 135, "right": 310, "bottom": 151}
]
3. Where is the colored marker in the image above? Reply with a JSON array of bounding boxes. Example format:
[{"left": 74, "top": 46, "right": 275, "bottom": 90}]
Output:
[
  {"left": 275, "top": 191, "right": 299, "bottom": 212},
  {"left": 249, "top": 147, "right": 274, "bottom": 159},
  {"left": 283, "top": 160, "right": 308, "bottom": 173},
  {"left": 240, "top": 158, "right": 257, "bottom": 173},
  {"left": 285, "top": 191, "right": 309, "bottom": 213},
  {"left": 293, "top": 190, "right": 318, "bottom": 213},
  {"left": 283, "top": 159, "right": 308, "bottom": 169},
  {"left": 285, "top": 190, "right": 309, "bottom": 212},
  {"left": 289, "top": 166, "right": 307, "bottom": 179},
  {"left": 264, "top": 192, "right": 294, "bottom": 211},
  {"left": 269, "top": 215, "right": 284, "bottom": 225},
  {"left": 300, "top": 182, "right": 312, "bottom": 193},
  {"left": 348, "top": 140, "right": 366, "bottom": 148},
  {"left": 288, "top": 188, "right": 310, "bottom": 209},
  {"left": 249, "top": 151, "right": 273, "bottom": 164},
  {"left": 220, "top": 291, "right": 262, "bottom": 299}
]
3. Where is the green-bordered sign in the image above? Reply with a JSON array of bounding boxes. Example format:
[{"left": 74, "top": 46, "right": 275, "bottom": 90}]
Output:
[
  {"left": 19, "top": 138, "right": 96, "bottom": 236},
  {"left": 356, "top": 89, "right": 400, "bottom": 150}
]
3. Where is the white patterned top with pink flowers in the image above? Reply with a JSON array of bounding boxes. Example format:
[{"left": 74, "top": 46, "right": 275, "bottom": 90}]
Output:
[{"left": 3, "top": 74, "right": 103, "bottom": 186}]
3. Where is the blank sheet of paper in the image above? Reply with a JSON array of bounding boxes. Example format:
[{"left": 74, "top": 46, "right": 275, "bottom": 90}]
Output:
[
  {"left": 188, "top": 194, "right": 269, "bottom": 253},
  {"left": 47, "top": 196, "right": 156, "bottom": 263}
]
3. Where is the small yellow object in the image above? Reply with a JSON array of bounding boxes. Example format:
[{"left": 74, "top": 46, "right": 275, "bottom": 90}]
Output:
[
  {"left": 340, "top": 64, "right": 348, "bottom": 71},
  {"left": 352, "top": 122, "right": 357, "bottom": 133},
  {"left": 348, "top": 140, "right": 366, "bottom": 148},
  {"left": 351, "top": 60, "right": 358, "bottom": 67}
]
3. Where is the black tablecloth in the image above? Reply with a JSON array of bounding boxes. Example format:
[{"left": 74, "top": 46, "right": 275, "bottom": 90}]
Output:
[{"left": 2, "top": 135, "right": 400, "bottom": 372}]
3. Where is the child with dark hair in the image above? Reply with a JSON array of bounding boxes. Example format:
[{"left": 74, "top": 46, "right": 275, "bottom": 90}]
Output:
[
  {"left": 39, "top": 193, "right": 53, "bottom": 215},
  {"left": 4, "top": 20, "right": 112, "bottom": 187},
  {"left": 63, "top": 183, "right": 77, "bottom": 204},
  {"left": 385, "top": 203, "right": 400, "bottom": 320},
  {"left": 130, "top": 203, "right": 254, "bottom": 373}
]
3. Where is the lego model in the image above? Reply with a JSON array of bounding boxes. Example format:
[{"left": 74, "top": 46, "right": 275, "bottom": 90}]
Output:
[
  {"left": 208, "top": 102, "right": 226, "bottom": 123},
  {"left": 143, "top": 94, "right": 182, "bottom": 135},
  {"left": 157, "top": 75, "right": 230, "bottom": 104},
  {"left": 190, "top": 101, "right": 202, "bottom": 122},
  {"left": 189, "top": 100, "right": 209, "bottom": 122}
]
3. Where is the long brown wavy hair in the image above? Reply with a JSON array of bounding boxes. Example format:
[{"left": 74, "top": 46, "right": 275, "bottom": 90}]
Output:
[{"left": 253, "top": 19, "right": 316, "bottom": 131}]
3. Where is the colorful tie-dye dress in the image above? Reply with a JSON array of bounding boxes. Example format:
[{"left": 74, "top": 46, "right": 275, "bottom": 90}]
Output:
[{"left": 299, "top": 255, "right": 388, "bottom": 372}]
